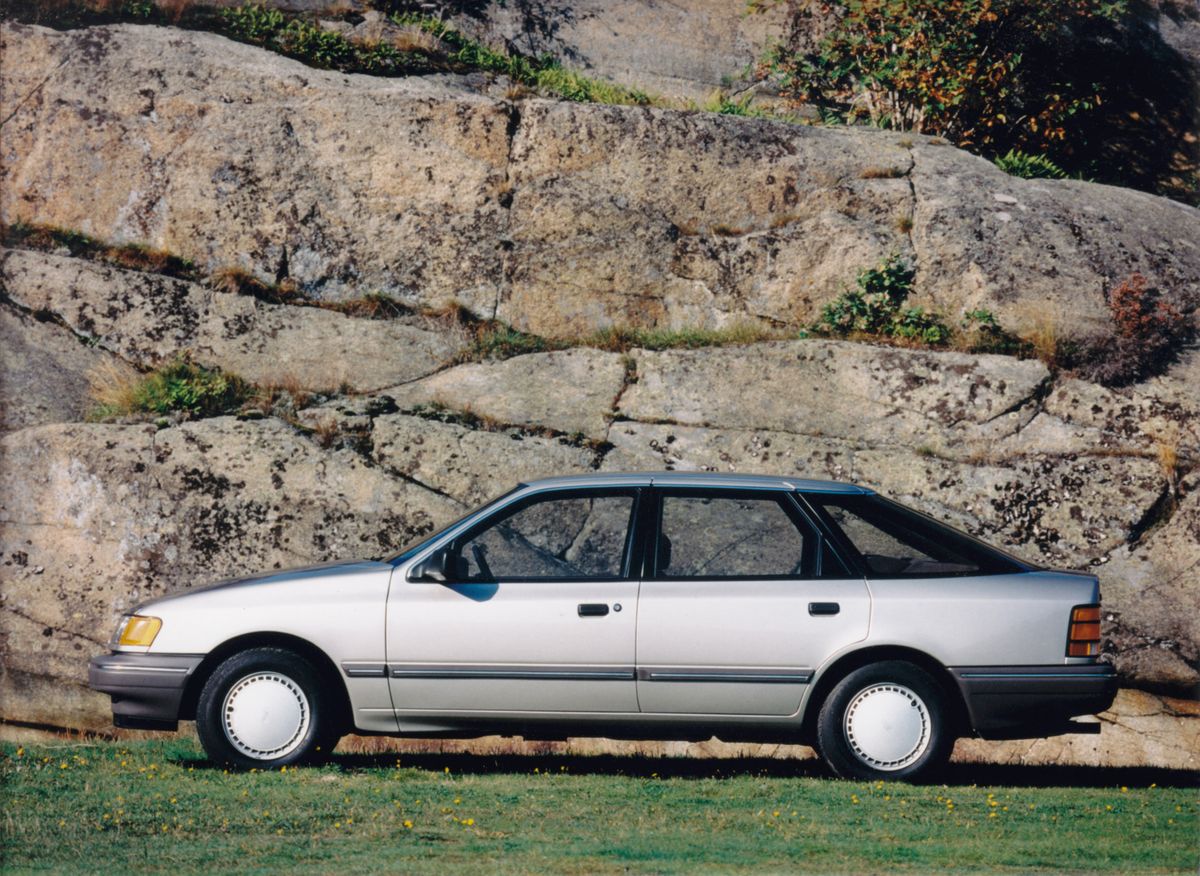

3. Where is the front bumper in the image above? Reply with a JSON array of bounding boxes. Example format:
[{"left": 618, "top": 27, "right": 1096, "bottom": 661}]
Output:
[
  {"left": 950, "top": 664, "right": 1118, "bottom": 740},
  {"left": 88, "top": 652, "right": 205, "bottom": 731}
]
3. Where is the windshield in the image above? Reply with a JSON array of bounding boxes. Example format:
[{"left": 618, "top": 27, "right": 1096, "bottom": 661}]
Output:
[{"left": 386, "top": 486, "right": 522, "bottom": 565}]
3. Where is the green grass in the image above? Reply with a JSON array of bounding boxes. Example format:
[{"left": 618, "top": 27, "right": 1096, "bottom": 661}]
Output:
[
  {"left": 1, "top": 741, "right": 1196, "bottom": 874},
  {"left": 89, "top": 357, "right": 253, "bottom": 421}
]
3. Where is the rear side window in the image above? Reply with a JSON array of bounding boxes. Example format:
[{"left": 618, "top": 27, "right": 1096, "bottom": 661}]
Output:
[
  {"left": 807, "top": 494, "right": 1025, "bottom": 577},
  {"left": 653, "top": 491, "right": 852, "bottom": 579}
]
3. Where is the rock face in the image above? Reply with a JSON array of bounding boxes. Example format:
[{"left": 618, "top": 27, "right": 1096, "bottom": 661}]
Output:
[
  {"left": 451, "top": 0, "right": 788, "bottom": 101},
  {"left": 1, "top": 249, "right": 459, "bottom": 394},
  {"left": 3, "top": 22, "right": 1198, "bottom": 340},
  {"left": 0, "top": 23, "right": 512, "bottom": 314},
  {"left": 0, "top": 303, "right": 123, "bottom": 432},
  {"left": 618, "top": 342, "right": 1051, "bottom": 446},
  {"left": 386, "top": 348, "right": 628, "bottom": 440}
]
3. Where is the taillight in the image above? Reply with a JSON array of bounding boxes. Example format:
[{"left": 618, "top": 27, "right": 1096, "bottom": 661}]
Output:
[{"left": 1067, "top": 605, "right": 1102, "bottom": 657}]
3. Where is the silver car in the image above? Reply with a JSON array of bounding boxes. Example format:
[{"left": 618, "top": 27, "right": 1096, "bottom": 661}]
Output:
[{"left": 89, "top": 473, "right": 1116, "bottom": 780}]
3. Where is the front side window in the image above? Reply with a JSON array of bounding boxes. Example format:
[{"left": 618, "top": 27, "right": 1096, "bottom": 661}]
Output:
[
  {"left": 808, "top": 494, "right": 1026, "bottom": 577},
  {"left": 655, "top": 493, "right": 817, "bottom": 579},
  {"left": 452, "top": 492, "right": 635, "bottom": 581}
]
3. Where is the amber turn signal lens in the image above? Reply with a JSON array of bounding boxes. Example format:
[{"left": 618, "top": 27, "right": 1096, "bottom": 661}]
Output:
[
  {"left": 1067, "top": 605, "right": 1102, "bottom": 657},
  {"left": 118, "top": 616, "right": 162, "bottom": 647}
]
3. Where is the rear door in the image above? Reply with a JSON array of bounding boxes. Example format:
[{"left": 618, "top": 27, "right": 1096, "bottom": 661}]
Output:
[
  {"left": 387, "top": 487, "right": 642, "bottom": 717},
  {"left": 635, "top": 488, "right": 871, "bottom": 716}
]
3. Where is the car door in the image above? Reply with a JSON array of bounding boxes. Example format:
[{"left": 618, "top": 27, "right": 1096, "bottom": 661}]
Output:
[
  {"left": 386, "top": 487, "right": 642, "bottom": 717},
  {"left": 635, "top": 488, "right": 871, "bottom": 716}
]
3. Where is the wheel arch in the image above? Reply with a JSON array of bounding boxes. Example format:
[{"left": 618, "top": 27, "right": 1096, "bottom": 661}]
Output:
[
  {"left": 179, "top": 631, "right": 352, "bottom": 731},
  {"left": 800, "top": 645, "right": 970, "bottom": 743}
]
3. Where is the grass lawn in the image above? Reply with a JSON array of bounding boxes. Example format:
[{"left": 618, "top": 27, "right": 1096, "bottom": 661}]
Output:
[{"left": 1, "top": 740, "right": 1196, "bottom": 874}]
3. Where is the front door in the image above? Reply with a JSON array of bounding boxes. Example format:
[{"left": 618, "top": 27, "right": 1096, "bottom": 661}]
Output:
[
  {"left": 636, "top": 488, "right": 871, "bottom": 716},
  {"left": 387, "top": 488, "right": 641, "bottom": 718}
]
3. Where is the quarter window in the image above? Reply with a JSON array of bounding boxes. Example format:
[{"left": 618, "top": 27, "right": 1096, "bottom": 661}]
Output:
[
  {"left": 809, "top": 494, "right": 1024, "bottom": 577},
  {"left": 454, "top": 493, "right": 635, "bottom": 581},
  {"left": 656, "top": 493, "right": 816, "bottom": 579}
]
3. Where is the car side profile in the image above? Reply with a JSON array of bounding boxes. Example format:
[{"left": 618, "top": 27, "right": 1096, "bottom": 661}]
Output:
[{"left": 89, "top": 473, "right": 1117, "bottom": 780}]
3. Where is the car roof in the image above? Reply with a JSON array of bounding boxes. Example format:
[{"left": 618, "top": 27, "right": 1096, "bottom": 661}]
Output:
[{"left": 518, "top": 471, "right": 873, "bottom": 494}]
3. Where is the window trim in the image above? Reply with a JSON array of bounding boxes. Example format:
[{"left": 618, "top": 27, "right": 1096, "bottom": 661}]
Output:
[
  {"left": 408, "top": 486, "right": 643, "bottom": 584},
  {"left": 644, "top": 486, "right": 845, "bottom": 581}
]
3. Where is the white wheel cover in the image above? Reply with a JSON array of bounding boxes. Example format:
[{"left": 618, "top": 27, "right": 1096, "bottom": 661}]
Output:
[
  {"left": 843, "top": 682, "right": 931, "bottom": 771},
  {"left": 222, "top": 671, "right": 311, "bottom": 760}
]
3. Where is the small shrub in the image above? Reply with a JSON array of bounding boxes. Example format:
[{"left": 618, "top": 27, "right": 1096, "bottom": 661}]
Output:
[
  {"left": 994, "top": 150, "right": 1067, "bottom": 180},
  {"left": 958, "top": 309, "right": 1030, "bottom": 355},
  {"left": 90, "top": 356, "right": 251, "bottom": 419},
  {"left": 1075, "top": 274, "right": 1192, "bottom": 386},
  {"left": 813, "top": 255, "right": 952, "bottom": 345}
]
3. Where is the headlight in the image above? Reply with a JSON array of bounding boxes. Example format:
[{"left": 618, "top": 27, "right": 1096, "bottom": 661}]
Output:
[{"left": 115, "top": 615, "right": 162, "bottom": 647}]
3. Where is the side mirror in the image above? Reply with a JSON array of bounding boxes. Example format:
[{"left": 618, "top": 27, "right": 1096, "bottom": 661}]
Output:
[{"left": 412, "top": 549, "right": 466, "bottom": 583}]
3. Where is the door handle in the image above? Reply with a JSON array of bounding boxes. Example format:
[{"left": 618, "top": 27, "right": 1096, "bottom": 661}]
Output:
[
  {"left": 578, "top": 603, "right": 609, "bottom": 617},
  {"left": 809, "top": 602, "right": 840, "bottom": 616}
]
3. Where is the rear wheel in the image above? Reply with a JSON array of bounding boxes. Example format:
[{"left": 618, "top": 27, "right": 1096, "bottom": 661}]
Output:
[
  {"left": 816, "top": 660, "right": 953, "bottom": 782},
  {"left": 196, "top": 647, "right": 338, "bottom": 769}
]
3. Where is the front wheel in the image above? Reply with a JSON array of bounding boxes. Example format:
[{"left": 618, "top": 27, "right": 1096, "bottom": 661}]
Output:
[
  {"left": 816, "top": 660, "right": 953, "bottom": 782},
  {"left": 196, "top": 647, "right": 336, "bottom": 769}
]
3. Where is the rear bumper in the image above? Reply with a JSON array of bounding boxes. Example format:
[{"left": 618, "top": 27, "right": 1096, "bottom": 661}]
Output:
[
  {"left": 88, "top": 652, "right": 205, "bottom": 731},
  {"left": 949, "top": 664, "right": 1118, "bottom": 740}
]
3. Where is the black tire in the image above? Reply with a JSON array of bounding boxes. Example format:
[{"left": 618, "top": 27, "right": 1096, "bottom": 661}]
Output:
[
  {"left": 195, "top": 647, "right": 336, "bottom": 769},
  {"left": 816, "top": 660, "right": 953, "bottom": 782}
]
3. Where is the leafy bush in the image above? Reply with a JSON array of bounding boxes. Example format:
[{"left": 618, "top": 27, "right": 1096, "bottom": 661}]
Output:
[
  {"left": 994, "top": 150, "right": 1067, "bottom": 180},
  {"left": 813, "top": 255, "right": 952, "bottom": 345},
  {"left": 1075, "top": 274, "right": 1192, "bottom": 386},
  {"left": 758, "top": 0, "right": 1130, "bottom": 169}
]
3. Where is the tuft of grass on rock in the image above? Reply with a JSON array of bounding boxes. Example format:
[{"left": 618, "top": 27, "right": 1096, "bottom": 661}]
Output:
[
  {"left": 582, "top": 323, "right": 784, "bottom": 352},
  {"left": 88, "top": 356, "right": 252, "bottom": 420},
  {"left": 2, "top": 221, "right": 198, "bottom": 280},
  {"left": 211, "top": 266, "right": 302, "bottom": 304},
  {"left": 860, "top": 166, "right": 907, "bottom": 179},
  {"left": 323, "top": 292, "right": 413, "bottom": 320}
]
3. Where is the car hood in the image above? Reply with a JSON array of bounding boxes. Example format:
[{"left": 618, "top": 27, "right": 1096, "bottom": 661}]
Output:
[{"left": 138, "top": 559, "right": 394, "bottom": 611}]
